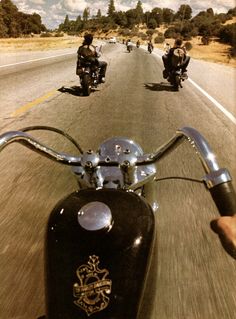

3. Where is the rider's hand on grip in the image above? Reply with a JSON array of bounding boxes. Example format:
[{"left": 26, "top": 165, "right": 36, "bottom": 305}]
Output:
[
  {"left": 210, "top": 181, "right": 236, "bottom": 259},
  {"left": 211, "top": 214, "right": 236, "bottom": 259},
  {"left": 209, "top": 181, "right": 236, "bottom": 216}
]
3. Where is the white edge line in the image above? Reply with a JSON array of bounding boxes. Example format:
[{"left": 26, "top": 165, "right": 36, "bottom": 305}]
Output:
[
  {"left": 188, "top": 78, "right": 236, "bottom": 125},
  {"left": 0, "top": 52, "right": 75, "bottom": 68},
  {"left": 151, "top": 49, "right": 236, "bottom": 125},
  {"left": 2, "top": 46, "right": 236, "bottom": 125}
]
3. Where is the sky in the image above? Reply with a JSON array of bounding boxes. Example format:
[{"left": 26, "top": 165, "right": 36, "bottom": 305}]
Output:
[{"left": 12, "top": 0, "right": 235, "bottom": 29}]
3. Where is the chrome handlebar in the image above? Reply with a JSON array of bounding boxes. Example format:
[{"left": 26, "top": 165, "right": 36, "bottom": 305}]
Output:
[
  {"left": 0, "top": 131, "right": 82, "bottom": 165},
  {"left": 0, "top": 127, "right": 232, "bottom": 189}
]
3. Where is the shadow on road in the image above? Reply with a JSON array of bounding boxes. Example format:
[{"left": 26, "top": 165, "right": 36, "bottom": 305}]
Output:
[
  {"left": 144, "top": 82, "right": 175, "bottom": 92},
  {"left": 58, "top": 86, "right": 82, "bottom": 96},
  {"left": 58, "top": 86, "right": 100, "bottom": 97}
]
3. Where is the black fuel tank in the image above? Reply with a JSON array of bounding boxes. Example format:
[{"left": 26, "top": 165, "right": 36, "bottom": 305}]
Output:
[{"left": 45, "top": 188, "right": 155, "bottom": 319}]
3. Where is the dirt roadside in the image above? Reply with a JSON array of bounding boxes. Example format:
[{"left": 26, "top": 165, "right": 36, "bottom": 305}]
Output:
[
  {"left": 0, "top": 36, "right": 82, "bottom": 52},
  {"left": 0, "top": 35, "right": 235, "bottom": 67}
]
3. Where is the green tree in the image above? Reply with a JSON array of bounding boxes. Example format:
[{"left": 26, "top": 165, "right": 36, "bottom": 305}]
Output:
[
  {"left": 125, "top": 9, "right": 137, "bottom": 28},
  {"left": 151, "top": 7, "right": 163, "bottom": 26},
  {"left": 107, "top": 0, "right": 115, "bottom": 17},
  {"left": 162, "top": 8, "right": 175, "bottom": 23},
  {"left": 28, "top": 13, "right": 46, "bottom": 33},
  {"left": 175, "top": 4, "right": 192, "bottom": 20},
  {"left": 83, "top": 7, "right": 90, "bottom": 21},
  {"left": 216, "top": 13, "right": 228, "bottom": 23},
  {"left": 201, "top": 35, "right": 210, "bottom": 45},
  {"left": 227, "top": 7, "right": 236, "bottom": 16},
  {"left": 62, "top": 14, "right": 70, "bottom": 31},
  {"left": 164, "top": 26, "right": 178, "bottom": 38},
  {"left": 1, "top": 0, "right": 20, "bottom": 37},
  {"left": 218, "top": 23, "right": 236, "bottom": 45},
  {"left": 143, "top": 11, "right": 150, "bottom": 26},
  {"left": 135, "top": 0, "right": 143, "bottom": 24},
  {"left": 206, "top": 8, "right": 214, "bottom": 16},
  {"left": 147, "top": 17, "right": 157, "bottom": 29},
  {"left": 75, "top": 15, "right": 83, "bottom": 31},
  {"left": 113, "top": 11, "right": 127, "bottom": 27},
  {"left": 154, "top": 32, "right": 165, "bottom": 43},
  {"left": 19, "top": 13, "right": 33, "bottom": 34},
  {"left": 0, "top": 3, "right": 8, "bottom": 37},
  {"left": 96, "top": 9, "right": 102, "bottom": 19},
  {"left": 180, "top": 21, "right": 194, "bottom": 39},
  {"left": 0, "top": 0, "right": 46, "bottom": 37}
]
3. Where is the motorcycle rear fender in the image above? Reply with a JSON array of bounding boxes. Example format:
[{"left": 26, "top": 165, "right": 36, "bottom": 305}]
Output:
[
  {"left": 84, "top": 67, "right": 90, "bottom": 74},
  {"left": 45, "top": 188, "right": 155, "bottom": 319}
]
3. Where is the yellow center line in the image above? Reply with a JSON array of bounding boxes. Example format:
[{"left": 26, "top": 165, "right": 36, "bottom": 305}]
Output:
[{"left": 11, "top": 89, "right": 58, "bottom": 117}]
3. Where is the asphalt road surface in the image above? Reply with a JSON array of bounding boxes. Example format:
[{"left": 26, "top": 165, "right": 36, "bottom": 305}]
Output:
[{"left": 0, "top": 42, "right": 235, "bottom": 319}]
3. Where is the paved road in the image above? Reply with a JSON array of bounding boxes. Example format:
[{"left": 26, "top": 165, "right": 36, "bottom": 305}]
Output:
[{"left": 0, "top": 43, "right": 235, "bottom": 319}]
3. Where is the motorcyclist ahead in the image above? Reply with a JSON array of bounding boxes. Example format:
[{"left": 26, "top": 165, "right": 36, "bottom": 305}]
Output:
[
  {"left": 164, "top": 42, "right": 171, "bottom": 54},
  {"left": 162, "top": 38, "right": 190, "bottom": 79},
  {"left": 147, "top": 40, "right": 154, "bottom": 53},
  {"left": 77, "top": 33, "right": 107, "bottom": 83},
  {"left": 126, "top": 39, "right": 132, "bottom": 51}
]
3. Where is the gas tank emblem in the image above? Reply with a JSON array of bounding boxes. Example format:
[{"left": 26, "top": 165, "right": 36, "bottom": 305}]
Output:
[{"left": 73, "top": 255, "right": 112, "bottom": 316}]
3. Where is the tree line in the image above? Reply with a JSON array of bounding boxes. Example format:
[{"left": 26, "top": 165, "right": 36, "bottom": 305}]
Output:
[
  {"left": 0, "top": 0, "right": 46, "bottom": 37},
  {"left": 59, "top": 1, "right": 236, "bottom": 53}
]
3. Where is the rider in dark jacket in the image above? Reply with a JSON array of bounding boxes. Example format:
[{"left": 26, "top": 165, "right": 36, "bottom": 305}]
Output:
[
  {"left": 147, "top": 40, "right": 154, "bottom": 52},
  {"left": 162, "top": 38, "right": 190, "bottom": 79},
  {"left": 77, "top": 33, "right": 107, "bottom": 83}
]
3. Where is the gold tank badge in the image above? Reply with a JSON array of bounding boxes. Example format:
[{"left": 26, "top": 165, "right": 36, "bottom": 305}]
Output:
[{"left": 73, "top": 255, "right": 112, "bottom": 316}]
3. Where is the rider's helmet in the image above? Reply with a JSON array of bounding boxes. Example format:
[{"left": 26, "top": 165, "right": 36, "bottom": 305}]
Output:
[
  {"left": 83, "top": 33, "right": 93, "bottom": 45},
  {"left": 174, "top": 38, "right": 183, "bottom": 47}
]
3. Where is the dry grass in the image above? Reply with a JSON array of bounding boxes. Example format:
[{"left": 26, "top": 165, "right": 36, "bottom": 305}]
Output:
[
  {"left": 223, "top": 16, "right": 236, "bottom": 24},
  {"left": 0, "top": 33, "right": 235, "bottom": 67},
  {"left": 0, "top": 36, "right": 82, "bottom": 52}
]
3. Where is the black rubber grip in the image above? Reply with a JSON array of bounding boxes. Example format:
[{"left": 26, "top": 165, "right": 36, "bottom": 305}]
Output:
[{"left": 209, "top": 181, "right": 236, "bottom": 216}]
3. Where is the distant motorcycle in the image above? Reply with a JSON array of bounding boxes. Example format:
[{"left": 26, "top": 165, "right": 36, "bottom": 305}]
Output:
[
  {"left": 148, "top": 43, "right": 153, "bottom": 54},
  {"left": 76, "top": 57, "right": 101, "bottom": 96},
  {"left": 127, "top": 43, "right": 132, "bottom": 52}
]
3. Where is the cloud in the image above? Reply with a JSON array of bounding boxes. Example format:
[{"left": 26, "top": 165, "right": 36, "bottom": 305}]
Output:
[
  {"left": 116, "top": 0, "right": 179, "bottom": 12},
  {"left": 188, "top": 0, "right": 235, "bottom": 14},
  {"left": 13, "top": 0, "right": 45, "bottom": 14},
  {"left": 30, "top": 0, "right": 45, "bottom": 5},
  {"left": 61, "top": 0, "right": 88, "bottom": 12},
  {"left": 13, "top": 0, "right": 30, "bottom": 12}
]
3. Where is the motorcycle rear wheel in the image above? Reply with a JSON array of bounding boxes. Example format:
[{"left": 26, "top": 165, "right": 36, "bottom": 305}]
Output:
[
  {"left": 173, "top": 74, "right": 180, "bottom": 91},
  {"left": 82, "top": 74, "right": 91, "bottom": 96}
]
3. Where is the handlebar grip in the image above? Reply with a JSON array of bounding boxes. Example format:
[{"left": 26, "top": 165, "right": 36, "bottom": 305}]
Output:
[{"left": 209, "top": 181, "right": 236, "bottom": 216}]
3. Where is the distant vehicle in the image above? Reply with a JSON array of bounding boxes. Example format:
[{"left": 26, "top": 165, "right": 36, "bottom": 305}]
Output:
[{"left": 109, "top": 37, "right": 117, "bottom": 44}]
